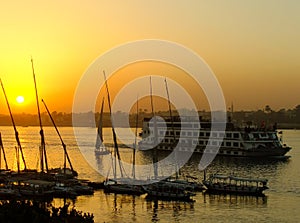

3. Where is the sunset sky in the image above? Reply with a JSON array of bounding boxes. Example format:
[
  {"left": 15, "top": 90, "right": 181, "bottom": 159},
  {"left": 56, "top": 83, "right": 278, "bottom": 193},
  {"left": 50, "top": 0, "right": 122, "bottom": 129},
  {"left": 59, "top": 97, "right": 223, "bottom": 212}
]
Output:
[{"left": 0, "top": 0, "right": 299, "bottom": 114}]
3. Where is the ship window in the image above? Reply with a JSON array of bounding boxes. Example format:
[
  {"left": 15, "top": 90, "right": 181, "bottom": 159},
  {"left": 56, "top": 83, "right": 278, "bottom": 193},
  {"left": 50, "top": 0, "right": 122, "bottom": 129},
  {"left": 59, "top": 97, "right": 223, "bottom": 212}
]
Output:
[
  {"left": 182, "top": 132, "right": 186, "bottom": 136},
  {"left": 187, "top": 132, "right": 192, "bottom": 136},
  {"left": 233, "top": 133, "right": 239, "bottom": 138},
  {"left": 200, "top": 132, "right": 204, "bottom": 137},
  {"left": 226, "top": 133, "right": 232, "bottom": 138},
  {"left": 234, "top": 151, "right": 238, "bottom": 155},
  {"left": 219, "top": 132, "right": 225, "bottom": 138},
  {"left": 268, "top": 133, "right": 275, "bottom": 139},
  {"left": 260, "top": 133, "right": 267, "bottom": 138},
  {"left": 226, "top": 142, "right": 231, "bottom": 147},
  {"left": 173, "top": 123, "right": 178, "bottom": 128},
  {"left": 194, "top": 124, "right": 199, "bottom": 128},
  {"left": 226, "top": 151, "right": 231, "bottom": 154},
  {"left": 199, "top": 140, "right": 204, "bottom": 145},
  {"left": 183, "top": 123, "right": 193, "bottom": 128},
  {"left": 253, "top": 133, "right": 259, "bottom": 138},
  {"left": 212, "top": 132, "right": 218, "bottom": 137},
  {"left": 206, "top": 132, "right": 210, "bottom": 137},
  {"left": 233, "top": 142, "right": 239, "bottom": 147},
  {"left": 176, "top": 131, "right": 180, "bottom": 136},
  {"left": 193, "top": 132, "right": 198, "bottom": 137},
  {"left": 212, "top": 141, "right": 217, "bottom": 146}
]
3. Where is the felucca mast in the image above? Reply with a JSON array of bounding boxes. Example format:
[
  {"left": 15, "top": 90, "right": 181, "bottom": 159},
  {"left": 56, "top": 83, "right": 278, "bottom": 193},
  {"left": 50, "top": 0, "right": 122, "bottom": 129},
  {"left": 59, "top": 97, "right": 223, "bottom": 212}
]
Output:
[
  {"left": 103, "top": 70, "right": 124, "bottom": 179},
  {"left": 150, "top": 76, "right": 158, "bottom": 179},
  {"left": 0, "top": 79, "right": 27, "bottom": 171},
  {"left": 164, "top": 78, "right": 180, "bottom": 179},
  {"left": 132, "top": 95, "right": 139, "bottom": 179},
  {"left": 0, "top": 133, "right": 9, "bottom": 170},
  {"left": 31, "top": 58, "right": 48, "bottom": 173},
  {"left": 41, "top": 99, "right": 75, "bottom": 174}
]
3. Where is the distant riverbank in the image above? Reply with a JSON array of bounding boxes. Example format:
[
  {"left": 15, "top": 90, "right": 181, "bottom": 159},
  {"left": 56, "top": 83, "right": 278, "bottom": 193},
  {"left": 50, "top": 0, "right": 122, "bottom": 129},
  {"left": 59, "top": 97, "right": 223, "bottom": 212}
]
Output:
[
  {"left": 0, "top": 122, "right": 298, "bottom": 130},
  {"left": 1, "top": 110, "right": 300, "bottom": 129},
  {"left": 277, "top": 123, "right": 300, "bottom": 129}
]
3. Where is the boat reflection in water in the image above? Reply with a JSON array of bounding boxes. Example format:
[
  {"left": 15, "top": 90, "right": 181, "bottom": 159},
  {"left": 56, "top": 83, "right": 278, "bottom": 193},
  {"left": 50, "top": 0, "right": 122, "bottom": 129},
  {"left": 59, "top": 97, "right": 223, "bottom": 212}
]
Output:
[
  {"left": 203, "top": 193, "right": 268, "bottom": 206},
  {"left": 102, "top": 193, "right": 195, "bottom": 223},
  {"left": 147, "top": 199, "right": 195, "bottom": 222}
]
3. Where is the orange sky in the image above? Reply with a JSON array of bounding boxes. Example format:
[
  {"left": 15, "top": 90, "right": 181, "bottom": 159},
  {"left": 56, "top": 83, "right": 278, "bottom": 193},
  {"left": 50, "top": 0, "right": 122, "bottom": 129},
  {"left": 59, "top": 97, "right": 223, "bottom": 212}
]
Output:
[{"left": 0, "top": 1, "right": 299, "bottom": 114}]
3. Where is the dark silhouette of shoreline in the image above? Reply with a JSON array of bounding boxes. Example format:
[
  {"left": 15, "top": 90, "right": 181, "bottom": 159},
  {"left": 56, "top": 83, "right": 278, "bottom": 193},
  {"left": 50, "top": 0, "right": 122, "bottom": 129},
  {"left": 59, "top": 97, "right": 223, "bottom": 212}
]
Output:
[{"left": 0, "top": 104, "right": 300, "bottom": 129}]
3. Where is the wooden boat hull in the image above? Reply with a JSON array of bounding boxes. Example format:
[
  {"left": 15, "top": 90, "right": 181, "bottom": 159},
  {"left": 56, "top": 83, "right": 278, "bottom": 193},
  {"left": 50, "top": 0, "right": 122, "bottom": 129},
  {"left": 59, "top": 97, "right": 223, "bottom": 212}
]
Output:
[
  {"left": 103, "top": 179, "right": 145, "bottom": 195},
  {"left": 203, "top": 184, "right": 267, "bottom": 196},
  {"left": 104, "top": 183, "right": 145, "bottom": 195},
  {"left": 142, "top": 182, "right": 195, "bottom": 201},
  {"left": 0, "top": 188, "right": 21, "bottom": 199},
  {"left": 145, "top": 190, "right": 195, "bottom": 201}
]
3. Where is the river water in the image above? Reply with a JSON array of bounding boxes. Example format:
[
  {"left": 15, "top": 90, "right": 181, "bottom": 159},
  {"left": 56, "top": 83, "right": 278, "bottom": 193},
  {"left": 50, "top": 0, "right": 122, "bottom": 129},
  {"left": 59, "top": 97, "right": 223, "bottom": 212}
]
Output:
[{"left": 0, "top": 126, "right": 299, "bottom": 223}]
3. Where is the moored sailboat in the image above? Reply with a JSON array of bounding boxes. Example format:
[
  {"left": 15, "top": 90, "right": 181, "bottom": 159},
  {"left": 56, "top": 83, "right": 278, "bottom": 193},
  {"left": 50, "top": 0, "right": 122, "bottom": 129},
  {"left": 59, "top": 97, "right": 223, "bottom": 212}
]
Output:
[
  {"left": 41, "top": 99, "right": 78, "bottom": 178},
  {"left": 0, "top": 78, "right": 36, "bottom": 174},
  {"left": 162, "top": 78, "right": 203, "bottom": 192},
  {"left": 142, "top": 77, "right": 196, "bottom": 201},
  {"left": 31, "top": 59, "right": 78, "bottom": 179},
  {"left": 31, "top": 58, "right": 49, "bottom": 174},
  {"left": 102, "top": 71, "right": 145, "bottom": 195},
  {"left": 142, "top": 181, "right": 195, "bottom": 201}
]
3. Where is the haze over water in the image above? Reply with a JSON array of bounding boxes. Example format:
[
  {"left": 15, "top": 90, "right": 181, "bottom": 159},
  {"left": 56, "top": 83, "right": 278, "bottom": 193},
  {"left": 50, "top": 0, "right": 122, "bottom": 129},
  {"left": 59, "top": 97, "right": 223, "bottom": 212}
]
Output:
[{"left": 0, "top": 126, "right": 298, "bottom": 223}]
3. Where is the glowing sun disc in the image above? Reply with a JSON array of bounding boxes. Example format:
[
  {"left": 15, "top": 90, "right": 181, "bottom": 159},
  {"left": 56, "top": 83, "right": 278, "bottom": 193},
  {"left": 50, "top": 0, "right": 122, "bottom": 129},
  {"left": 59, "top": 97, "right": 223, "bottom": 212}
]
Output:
[{"left": 16, "top": 96, "right": 25, "bottom": 104}]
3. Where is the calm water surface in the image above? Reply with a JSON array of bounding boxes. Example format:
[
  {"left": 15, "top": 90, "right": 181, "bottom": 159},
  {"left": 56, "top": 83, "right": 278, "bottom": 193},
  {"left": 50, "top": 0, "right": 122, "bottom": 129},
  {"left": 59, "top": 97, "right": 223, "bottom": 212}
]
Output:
[{"left": 0, "top": 126, "right": 299, "bottom": 223}]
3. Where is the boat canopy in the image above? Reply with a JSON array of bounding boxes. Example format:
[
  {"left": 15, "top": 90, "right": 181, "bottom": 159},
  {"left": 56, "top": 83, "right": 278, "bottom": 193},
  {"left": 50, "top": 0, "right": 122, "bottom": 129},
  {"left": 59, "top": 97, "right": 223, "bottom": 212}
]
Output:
[
  {"left": 210, "top": 174, "right": 268, "bottom": 183},
  {"left": 230, "top": 176, "right": 268, "bottom": 183}
]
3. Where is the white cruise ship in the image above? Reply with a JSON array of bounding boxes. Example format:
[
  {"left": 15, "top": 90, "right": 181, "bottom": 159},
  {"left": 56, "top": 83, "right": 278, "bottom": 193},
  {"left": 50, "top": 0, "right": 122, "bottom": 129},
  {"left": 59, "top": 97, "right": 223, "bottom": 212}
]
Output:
[{"left": 138, "top": 116, "right": 291, "bottom": 158}]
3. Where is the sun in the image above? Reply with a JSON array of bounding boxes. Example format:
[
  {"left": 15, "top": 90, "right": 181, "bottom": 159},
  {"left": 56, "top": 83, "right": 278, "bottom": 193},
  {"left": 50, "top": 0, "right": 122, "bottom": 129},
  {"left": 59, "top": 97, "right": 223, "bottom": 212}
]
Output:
[{"left": 16, "top": 96, "right": 25, "bottom": 104}]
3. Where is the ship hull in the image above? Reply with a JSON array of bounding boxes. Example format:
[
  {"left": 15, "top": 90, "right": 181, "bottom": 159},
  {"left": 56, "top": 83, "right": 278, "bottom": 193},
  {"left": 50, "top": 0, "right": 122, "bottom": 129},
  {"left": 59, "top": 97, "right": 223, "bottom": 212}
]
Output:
[{"left": 139, "top": 143, "right": 291, "bottom": 158}]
